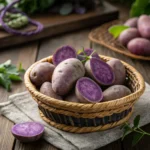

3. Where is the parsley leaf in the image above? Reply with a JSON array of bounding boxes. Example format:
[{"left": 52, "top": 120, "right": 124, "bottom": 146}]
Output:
[
  {"left": 0, "top": 60, "right": 25, "bottom": 91},
  {"left": 0, "top": 73, "right": 11, "bottom": 91}
]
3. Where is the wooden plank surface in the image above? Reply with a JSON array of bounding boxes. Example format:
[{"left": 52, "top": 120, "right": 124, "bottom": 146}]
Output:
[
  {"left": 0, "top": 43, "right": 38, "bottom": 150},
  {"left": 1, "top": 2, "right": 150, "bottom": 150},
  {"left": 0, "top": 2, "right": 118, "bottom": 49}
]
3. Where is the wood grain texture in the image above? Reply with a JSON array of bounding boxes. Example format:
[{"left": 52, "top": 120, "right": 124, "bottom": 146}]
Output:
[
  {"left": 97, "top": 140, "right": 122, "bottom": 150},
  {"left": 0, "top": 2, "right": 118, "bottom": 49},
  {"left": 14, "top": 140, "right": 57, "bottom": 150},
  {"left": 38, "top": 29, "right": 90, "bottom": 60},
  {"left": 0, "top": 43, "right": 38, "bottom": 150}
]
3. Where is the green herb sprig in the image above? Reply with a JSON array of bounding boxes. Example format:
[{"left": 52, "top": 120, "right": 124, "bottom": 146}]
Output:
[
  {"left": 121, "top": 115, "right": 150, "bottom": 146},
  {"left": 108, "top": 25, "right": 129, "bottom": 39},
  {"left": 0, "top": 60, "right": 25, "bottom": 91},
  {"left": 77, "top": 47, "right": 96, "bottom": 63}
]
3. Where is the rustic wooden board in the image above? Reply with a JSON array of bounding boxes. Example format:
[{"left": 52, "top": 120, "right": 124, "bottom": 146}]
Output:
[{"left": 0, "top": 2, "right": 118, "bottom": 49}]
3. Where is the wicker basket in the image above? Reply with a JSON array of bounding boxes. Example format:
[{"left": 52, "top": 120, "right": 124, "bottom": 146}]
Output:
[
  {"left": 24, "top": 55, "right": 145, "bottom": 133},
  {"left": 89, "top": 20, "right": 150, "bottom": 61}
]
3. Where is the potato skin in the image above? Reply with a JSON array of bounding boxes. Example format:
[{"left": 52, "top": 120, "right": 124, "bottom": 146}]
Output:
[
  {"left": 107, "top": 59, "right": 126, "bottom": 85},
  {"left": 75, "top": 77, "right": 103, "bottom": 103},
  {"left": 138, "top": 15, "right": 150, "bottom": 38},
  {"left": 40, "top": 82, "right": 62, "bottom": 100},
  {"left": 65, "top": 91, "right": 80, "bottom": 103},
  {"left": 30, "top": 62, "right": 55, "bottom": 87},
  {"left": 127, "top": 38, "right": 150, "bottom": 56},
  {"left": 52, "top": 58, "right": 85, "bottom": 96},
  {"left": 85, "top": 58, "right": 115, "bottom": 86},
  {"left": 118, "top": 28, "right": 140, "bottom": 46},
  {"left": 124, "top": 17, "right": 138, "bottom": 27},
  {"left": 102, "top": 85, "right": 131, "bottom": 102}
]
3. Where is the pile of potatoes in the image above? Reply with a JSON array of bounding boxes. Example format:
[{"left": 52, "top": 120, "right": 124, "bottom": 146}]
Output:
[
  {"left": 118, "top": 15, "right": 150, "bottom": 56},
  {"left": 29, "top": 45, "right": 131, "bottom": 103}
]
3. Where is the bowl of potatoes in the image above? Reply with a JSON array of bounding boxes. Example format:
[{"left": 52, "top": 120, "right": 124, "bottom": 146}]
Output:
[{"left": 24, "top": 45, "right": 145, "bottom": 133}]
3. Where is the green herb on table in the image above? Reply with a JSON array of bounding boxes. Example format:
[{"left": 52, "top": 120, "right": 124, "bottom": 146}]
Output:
[
  {"left": 0, "top": 60, "right": 25, "bottom": 91},
  {"left": 108, "top": 25, "right": 129, "bottom": 38},
  {"left": 121, "top": 115, "right": 150, "bottom": 146}
]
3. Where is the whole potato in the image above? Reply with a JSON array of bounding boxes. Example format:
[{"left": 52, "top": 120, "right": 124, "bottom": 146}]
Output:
[
  {"left": 118, "top": 28, "right": 140, "bottom": 46},
  {"left": 127, "top": 38, "right": 150, "bottom": 56},
  {"left": 40, "top": 82, "right": 62, "bottom": 100},
  {"left": 107, "top": 59, "right": 126, "bottom": 85},
  {"left": 138, "top": 15, "right": 150, "bottom": 38},
  {"left": 102, "top": 85, "right": 131, "bottom": 102},
  {"left": 124, "top": 17, "right": 138, "bottom": 27},
  {"left": 30, "top": 62, "right": 55, "bottom": 87},
  {"left": 52, "top": 58, "right": 85, "bottom": 96},
  {"left": 65, "top": 91, "right": 80, "bottom": 103}
]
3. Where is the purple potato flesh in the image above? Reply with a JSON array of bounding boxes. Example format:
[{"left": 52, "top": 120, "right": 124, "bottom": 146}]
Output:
[
  {"left": 52, "top": 45, "right": 77, "bottom": 66},
  {"left": 11, "top": 122, "right": 44, "bottom": 142},
  {"left": 85, "top": 58, "right": 115, "bottom": 86},
  {"left": 76, "top": 77, "right": 103, "bottom": 103}
]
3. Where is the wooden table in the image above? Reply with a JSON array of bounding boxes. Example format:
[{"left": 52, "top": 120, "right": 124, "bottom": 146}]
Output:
[{"left": 1, "top": 3, "right": 150, "bottom": 150}]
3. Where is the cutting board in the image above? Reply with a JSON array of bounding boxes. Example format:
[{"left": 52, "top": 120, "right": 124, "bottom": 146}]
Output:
[{"left": 0, "top": 2, "right": 118, "bottom": 49}]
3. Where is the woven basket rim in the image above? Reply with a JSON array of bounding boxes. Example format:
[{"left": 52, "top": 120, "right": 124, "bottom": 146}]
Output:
[
  {"left": 88, "top": 19, "right": 150, "bottom": 61},
  {"left": 24, "top": 55, "right": 145, "bottom": 112}
]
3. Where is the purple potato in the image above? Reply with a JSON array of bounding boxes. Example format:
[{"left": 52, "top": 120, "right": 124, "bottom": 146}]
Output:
[
  {"left": 138, "top": 15, "right": 150, "bottom": 38},
  {"left": 107, "top": 58, "right": 126, "bottom": 85},
  {"left": 40, "top": 82, "right": 62, "bottom": 100},
  {"left": 65, "top": 91, "right": 80, "bottom": 103},
  {"left": 75, "top": 77, "right": 103, "bottom": 103},
  {"left": 127, "top": 38, "right": 150, "bottom": 56},
  {"left": 52, "top": 45, "right": 77, "bottom": 66},
  {"left": 102, "top": 85, "right": 131, "bottom": 102},
  {"left": 124, "top": 17, "right": 138, "bottom": 27},
  {"left": 85, "top": 58, "right": 115, "bottom": 86},
  {"left": 11, "top": 122, "right": 44, "bottom": 142},
  {"left": 30, "top": 62, "right": 55, "bottom": 87},
  {"left": 118, "top": 28, "right": 140, "bottom": 46},
  {"left": 52, "top": 58, "right": 85, "bottom": 96}
]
